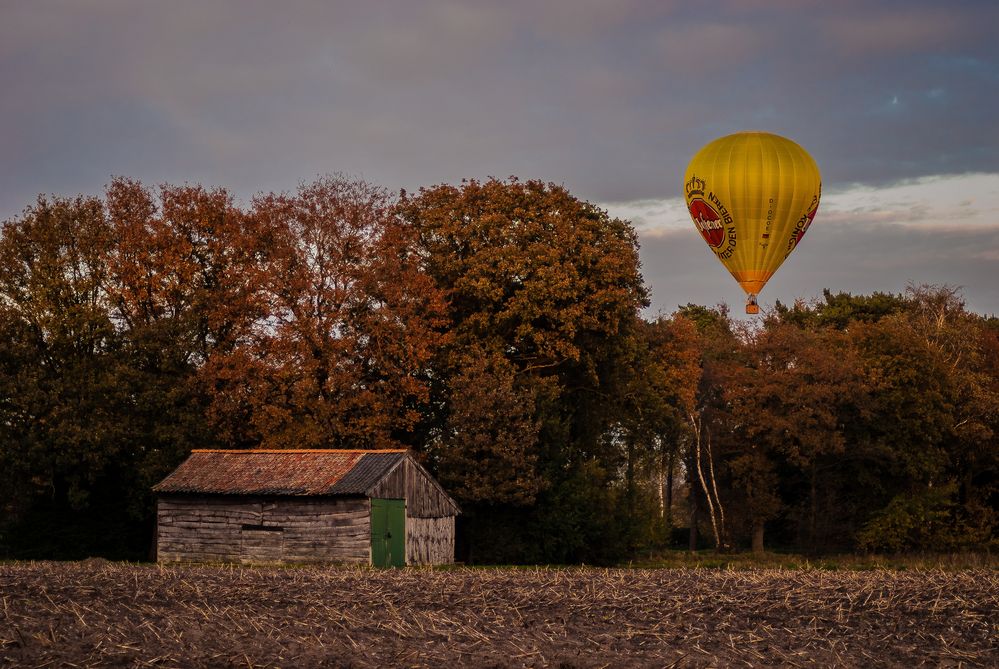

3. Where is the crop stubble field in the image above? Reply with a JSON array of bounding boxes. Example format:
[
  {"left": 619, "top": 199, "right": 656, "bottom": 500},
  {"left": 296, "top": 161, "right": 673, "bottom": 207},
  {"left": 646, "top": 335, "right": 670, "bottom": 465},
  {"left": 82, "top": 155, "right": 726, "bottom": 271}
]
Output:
[{"left": 1, "top": 561, "right": 996, "bottom": 668}]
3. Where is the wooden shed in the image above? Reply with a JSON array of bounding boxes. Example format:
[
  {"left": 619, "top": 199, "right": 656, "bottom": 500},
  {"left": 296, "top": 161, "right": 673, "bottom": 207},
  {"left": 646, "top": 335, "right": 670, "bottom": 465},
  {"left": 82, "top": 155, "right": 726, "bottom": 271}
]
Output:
[{"left": 153, "top": 449, "right": 459, "bottom": 567}]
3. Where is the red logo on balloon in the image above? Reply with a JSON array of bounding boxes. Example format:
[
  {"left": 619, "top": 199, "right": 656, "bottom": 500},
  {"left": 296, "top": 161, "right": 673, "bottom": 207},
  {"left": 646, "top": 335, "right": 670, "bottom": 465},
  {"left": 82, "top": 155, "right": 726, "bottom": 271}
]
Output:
[
  {"left": 688, "top": 198, "right": 725, "bottom": 248},
  {"left": 796, "top": 203, "right": 818, "bottom": 244}
]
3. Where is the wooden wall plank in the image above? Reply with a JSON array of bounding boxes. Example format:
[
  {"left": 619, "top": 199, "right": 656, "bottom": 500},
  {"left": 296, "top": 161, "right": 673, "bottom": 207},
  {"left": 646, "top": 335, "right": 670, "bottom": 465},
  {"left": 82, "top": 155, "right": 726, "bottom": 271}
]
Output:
[
  {"left": 406, "top": 516, "right": 455, "bottom": 565},
  {"left": 157, "top": 496, "right": 371, "bottom": 565},
  {"left": 368, "top": 458, "right": 459, "bottom": 518}
]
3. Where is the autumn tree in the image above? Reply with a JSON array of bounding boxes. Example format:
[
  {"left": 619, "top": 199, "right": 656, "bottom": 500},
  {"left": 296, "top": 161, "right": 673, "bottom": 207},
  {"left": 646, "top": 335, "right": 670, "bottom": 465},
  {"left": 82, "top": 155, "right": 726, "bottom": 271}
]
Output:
[
  {"left": 732, "top": 286, "right": 996, "bottom": 553},
  {"left": 716, "top": 320, "right": 867, "bottom": 552},
  {"left": 0, "top": 195, "right": 159, "bottom": 556},
  {"left": 399, "top": 178, "right": 649, "bottom": 562},
  {"left": 103, "top": 179, "right": 273, "bottom": 485},
  {"left": 206, "top": 175, "right": 448, "bottom": 450},
  {"left": 671, "top": 304, "right": 743, "bottom": 551},
  {"left": 104, "top": 179, "right": 273, "bottom": 365},
  {"left": 606, "top": 315, "right": 701, "bottom": 548},
  {"left": 4, "top": 172, "right": 994, "bottom": 562},
  {"left": 431, "top": 345, "right": 541, "bottom": 505}
]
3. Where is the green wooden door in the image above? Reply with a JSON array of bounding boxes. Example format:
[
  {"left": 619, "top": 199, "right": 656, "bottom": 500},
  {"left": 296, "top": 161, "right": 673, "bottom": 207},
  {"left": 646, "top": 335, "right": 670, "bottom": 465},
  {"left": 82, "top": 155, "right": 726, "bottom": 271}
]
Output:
[{"left": 370, "top": 499, "right": 406, "bottom": 567}]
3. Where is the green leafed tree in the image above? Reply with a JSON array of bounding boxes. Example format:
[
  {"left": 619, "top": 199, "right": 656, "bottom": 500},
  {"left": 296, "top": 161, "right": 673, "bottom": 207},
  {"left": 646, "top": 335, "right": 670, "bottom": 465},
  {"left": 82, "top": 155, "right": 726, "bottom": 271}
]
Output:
[{"left": 850, "top": 286, "right": 998, "bottom": 551}]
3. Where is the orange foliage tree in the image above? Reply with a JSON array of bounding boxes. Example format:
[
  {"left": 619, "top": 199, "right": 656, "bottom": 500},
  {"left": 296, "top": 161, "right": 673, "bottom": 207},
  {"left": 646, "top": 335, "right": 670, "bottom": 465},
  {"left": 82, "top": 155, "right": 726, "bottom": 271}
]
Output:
[
  {"left": 399, "top": 178, "right": 650, "bottom": 562},
  {"left": 205, "top": 175, "right": 449, "bottom": 450}
]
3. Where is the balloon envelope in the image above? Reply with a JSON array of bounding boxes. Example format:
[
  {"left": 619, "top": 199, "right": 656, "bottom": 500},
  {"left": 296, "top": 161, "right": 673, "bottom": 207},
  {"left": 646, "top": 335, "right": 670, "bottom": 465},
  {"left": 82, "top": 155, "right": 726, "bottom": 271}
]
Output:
[{"left": 683, "top": 131, "right": 821, "bottom": 312}]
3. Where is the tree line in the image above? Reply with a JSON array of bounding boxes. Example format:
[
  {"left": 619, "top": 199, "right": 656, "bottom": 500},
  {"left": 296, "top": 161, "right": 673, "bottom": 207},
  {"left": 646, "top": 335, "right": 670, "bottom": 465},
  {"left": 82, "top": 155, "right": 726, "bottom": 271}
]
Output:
[{"left": 0, "top": 175, "right": 995, "bottom": 561}]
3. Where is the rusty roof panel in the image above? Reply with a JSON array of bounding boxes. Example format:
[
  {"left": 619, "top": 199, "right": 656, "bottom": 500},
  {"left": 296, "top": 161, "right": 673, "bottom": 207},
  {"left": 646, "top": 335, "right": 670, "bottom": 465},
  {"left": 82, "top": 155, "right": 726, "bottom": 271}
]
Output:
[{"left": 152, "top": 449, "right": 407, "bottom": 496}]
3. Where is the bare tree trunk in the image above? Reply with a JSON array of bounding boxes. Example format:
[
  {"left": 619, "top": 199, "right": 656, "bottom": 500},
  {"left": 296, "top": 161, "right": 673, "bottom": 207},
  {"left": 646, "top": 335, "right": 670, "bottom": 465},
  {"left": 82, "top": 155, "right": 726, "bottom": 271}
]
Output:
[
  {"left": 705, "top": 430, "right": 726, "bottom": 547},
  {"left": 666, "top": 449, "right": 675, "bottom": 528},
  {"left": 655, "top": 437, "right": 666, "bottom": 519},
  {"left": 656, "top": 468, "right": 665, "bottom": 519},
  {"left": 690, "top": 413, "right": 722, "bottom": 551}
]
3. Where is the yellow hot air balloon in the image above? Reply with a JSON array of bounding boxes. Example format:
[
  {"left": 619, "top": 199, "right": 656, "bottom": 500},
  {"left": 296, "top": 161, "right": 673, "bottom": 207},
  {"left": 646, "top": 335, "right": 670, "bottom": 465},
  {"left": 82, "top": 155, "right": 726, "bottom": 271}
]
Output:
[{"left": 684, "top": 131, "right": 821, "bottom": 314}]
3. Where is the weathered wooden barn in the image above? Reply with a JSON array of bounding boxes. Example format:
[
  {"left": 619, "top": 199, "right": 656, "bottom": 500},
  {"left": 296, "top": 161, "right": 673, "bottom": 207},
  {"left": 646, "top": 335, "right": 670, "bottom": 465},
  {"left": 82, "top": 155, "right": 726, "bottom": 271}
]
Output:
[{"left": 153, "top": 449, "right": 459, "bottom": 567}]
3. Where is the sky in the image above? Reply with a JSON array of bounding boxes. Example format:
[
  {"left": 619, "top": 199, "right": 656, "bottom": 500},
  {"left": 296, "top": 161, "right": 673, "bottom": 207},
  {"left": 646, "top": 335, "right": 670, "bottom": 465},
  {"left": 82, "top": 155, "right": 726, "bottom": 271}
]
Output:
[{"left": 2, "top": 1, "right": 998, "bottom": 316}]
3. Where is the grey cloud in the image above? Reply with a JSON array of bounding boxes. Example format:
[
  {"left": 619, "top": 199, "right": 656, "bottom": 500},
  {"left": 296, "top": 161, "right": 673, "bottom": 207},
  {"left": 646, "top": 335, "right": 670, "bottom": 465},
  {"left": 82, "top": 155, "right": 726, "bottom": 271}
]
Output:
[
  {"left": 1, "top": 1, "right": 998, "bottom": 219},
  {"left": 821, "top": 11, "right": 967, "bottom": 58},
  {"left": 639, "top": 222, "right": 999, "bottom": 318}
]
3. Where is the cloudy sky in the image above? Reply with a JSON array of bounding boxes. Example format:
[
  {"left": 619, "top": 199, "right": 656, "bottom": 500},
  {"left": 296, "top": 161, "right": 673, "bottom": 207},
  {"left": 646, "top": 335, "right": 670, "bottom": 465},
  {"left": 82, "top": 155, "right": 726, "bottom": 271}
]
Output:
[{"left": 2, "top": 1, "right": 997, "bottom": 315}]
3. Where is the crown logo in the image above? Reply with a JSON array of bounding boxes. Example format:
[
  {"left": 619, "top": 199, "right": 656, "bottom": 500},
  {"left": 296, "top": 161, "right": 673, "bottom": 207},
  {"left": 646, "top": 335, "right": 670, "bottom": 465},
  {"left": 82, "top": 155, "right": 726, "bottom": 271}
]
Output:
[{"left": 685, "top": 175, "right": 705, "bottom": 197}]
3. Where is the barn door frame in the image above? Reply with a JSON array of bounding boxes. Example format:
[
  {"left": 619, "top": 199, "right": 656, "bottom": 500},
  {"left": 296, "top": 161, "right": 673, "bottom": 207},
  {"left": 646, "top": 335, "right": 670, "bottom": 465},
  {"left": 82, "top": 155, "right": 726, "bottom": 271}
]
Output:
[{"left": 370, "top": 498, "right": 406, "bottom": 568}]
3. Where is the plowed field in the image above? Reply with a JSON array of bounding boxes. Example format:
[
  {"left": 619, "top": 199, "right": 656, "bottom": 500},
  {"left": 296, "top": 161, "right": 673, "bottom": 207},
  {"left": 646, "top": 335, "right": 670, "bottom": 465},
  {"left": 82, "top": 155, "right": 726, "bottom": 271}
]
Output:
[{"left": 1, "top": 561, "right": 996, "bottom": 667}]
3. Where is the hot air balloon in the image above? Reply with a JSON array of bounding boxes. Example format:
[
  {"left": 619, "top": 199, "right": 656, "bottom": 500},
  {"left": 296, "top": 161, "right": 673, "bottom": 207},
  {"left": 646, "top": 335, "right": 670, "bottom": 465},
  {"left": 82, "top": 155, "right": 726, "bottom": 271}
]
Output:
[{"left": 683, "top": 131, "right": 821, "bottom": 314}]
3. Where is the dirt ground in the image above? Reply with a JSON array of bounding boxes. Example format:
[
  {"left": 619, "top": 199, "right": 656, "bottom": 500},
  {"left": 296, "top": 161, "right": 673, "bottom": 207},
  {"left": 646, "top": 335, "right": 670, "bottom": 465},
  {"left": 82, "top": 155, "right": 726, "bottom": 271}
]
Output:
[{"left": 1, "top": 561, "right": 996, "bottom": 668}]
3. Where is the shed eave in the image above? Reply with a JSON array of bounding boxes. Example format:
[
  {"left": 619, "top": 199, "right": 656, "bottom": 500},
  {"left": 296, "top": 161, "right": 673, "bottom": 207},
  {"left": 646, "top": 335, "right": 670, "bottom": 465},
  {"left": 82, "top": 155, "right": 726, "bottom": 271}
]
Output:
[{"left": 154, "top": 490, "right": 369, "bottom": 500}]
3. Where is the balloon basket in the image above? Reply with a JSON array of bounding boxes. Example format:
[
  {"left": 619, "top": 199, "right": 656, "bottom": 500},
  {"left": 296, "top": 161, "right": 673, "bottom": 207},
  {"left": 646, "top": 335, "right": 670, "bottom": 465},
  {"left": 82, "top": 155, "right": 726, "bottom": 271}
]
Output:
[{"left": 745, "top": 294, "right": 759, "bottom": 314}]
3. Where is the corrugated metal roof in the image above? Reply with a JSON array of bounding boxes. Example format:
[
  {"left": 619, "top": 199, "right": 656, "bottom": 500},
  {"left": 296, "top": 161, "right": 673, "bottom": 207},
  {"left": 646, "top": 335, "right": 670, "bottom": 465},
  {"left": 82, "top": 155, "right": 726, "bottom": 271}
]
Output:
[
  {"left": 329, "top": 452, "right": 405, "bottom": 494},
  {"left": 152, "top": 449, "right": 408, "bottom": 497}
]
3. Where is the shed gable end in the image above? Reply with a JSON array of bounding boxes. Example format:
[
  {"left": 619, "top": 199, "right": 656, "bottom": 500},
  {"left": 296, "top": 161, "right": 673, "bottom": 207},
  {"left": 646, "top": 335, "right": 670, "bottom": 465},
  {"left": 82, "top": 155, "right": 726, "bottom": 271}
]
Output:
[{"left": 368, "top": 456, "right": 460, "bottom": 518}]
